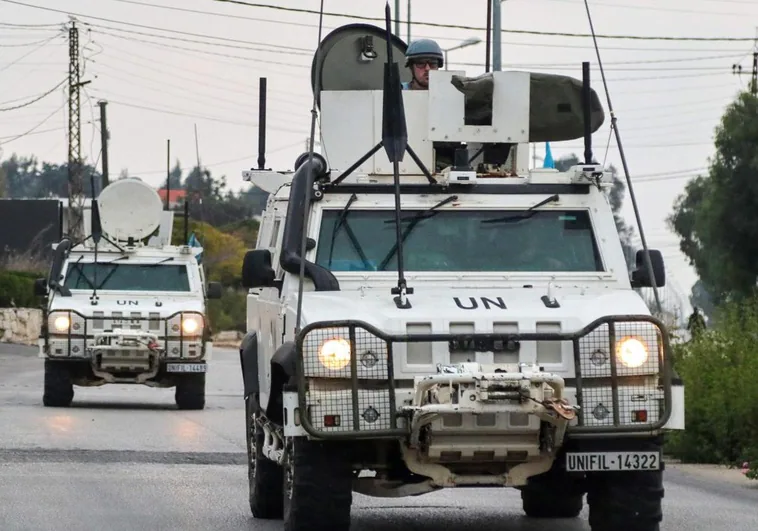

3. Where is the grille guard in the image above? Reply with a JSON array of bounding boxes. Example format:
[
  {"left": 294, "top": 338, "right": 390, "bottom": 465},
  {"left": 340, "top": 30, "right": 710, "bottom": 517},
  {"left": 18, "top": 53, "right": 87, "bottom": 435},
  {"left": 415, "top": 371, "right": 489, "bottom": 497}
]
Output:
[
  {"left": 42, "top": 308, "right": 207, "bottom": 357},
  {"left": 294, "top": 314, "right": 673, "bottom": 440}
]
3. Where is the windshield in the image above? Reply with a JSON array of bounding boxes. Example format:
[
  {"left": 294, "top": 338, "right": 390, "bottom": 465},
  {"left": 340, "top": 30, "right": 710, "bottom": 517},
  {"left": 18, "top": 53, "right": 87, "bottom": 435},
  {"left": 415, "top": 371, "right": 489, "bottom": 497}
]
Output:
[
  {"left": 315, "top": 209, "right": 604, "bottom": 272},
  {"left": 63, "top": 263, "right": 191, "bottom": 291}
]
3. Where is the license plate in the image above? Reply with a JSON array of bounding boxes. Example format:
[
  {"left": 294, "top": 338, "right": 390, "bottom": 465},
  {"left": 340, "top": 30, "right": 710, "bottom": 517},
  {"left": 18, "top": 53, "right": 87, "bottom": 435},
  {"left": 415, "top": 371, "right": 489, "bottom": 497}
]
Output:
[
  {"left": 565, "top": 451, "right": 661, "bottom": 472},
  {"left": 166, "top": 363, "right": 207, "bottom": 373}
]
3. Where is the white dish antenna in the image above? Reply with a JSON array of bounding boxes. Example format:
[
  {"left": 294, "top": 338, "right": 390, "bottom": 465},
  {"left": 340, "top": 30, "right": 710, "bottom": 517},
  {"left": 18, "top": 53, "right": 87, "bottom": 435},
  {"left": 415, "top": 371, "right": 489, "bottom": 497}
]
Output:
[{"left": 97, "top": 178, "right": 164, "bottom": 242}]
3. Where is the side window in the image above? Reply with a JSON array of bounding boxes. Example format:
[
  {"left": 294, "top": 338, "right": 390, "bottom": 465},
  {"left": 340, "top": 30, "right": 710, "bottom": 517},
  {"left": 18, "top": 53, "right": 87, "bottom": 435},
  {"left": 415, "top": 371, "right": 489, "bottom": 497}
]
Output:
[{"left": 270, "top": 219, "right": 281, "bottom": 248}]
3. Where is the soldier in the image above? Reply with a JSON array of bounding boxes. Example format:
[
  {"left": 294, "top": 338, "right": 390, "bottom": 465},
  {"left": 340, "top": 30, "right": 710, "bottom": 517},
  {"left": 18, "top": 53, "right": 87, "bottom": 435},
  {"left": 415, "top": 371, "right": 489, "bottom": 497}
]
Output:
[{"left": 402, "top": 39, "right": 444, "bottom": 90}]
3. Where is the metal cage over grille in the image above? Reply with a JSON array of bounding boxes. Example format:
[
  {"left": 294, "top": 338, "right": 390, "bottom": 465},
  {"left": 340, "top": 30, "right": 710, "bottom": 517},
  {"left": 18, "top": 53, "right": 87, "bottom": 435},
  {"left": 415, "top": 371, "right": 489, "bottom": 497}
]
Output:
[{"left": 294, "top": 315, "right": 673, "bottom": 440}]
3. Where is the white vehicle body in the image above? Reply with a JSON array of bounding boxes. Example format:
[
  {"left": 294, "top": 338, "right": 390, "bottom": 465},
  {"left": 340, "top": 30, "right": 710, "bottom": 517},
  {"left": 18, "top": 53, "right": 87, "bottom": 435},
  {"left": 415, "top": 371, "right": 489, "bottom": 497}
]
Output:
[
  {"left": 37, "top": 178, "right": 221, "bottom": 408},
  {"left": 239, "top": 20, "right": 684, "bottom": 531}
]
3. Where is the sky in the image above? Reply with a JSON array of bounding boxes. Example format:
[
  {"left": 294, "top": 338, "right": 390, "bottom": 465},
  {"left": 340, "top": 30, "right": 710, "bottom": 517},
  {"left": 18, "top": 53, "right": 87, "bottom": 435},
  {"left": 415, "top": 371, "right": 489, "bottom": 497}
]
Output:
[{"left": 1, "top": 0, "right": 758, "bottom": 316}]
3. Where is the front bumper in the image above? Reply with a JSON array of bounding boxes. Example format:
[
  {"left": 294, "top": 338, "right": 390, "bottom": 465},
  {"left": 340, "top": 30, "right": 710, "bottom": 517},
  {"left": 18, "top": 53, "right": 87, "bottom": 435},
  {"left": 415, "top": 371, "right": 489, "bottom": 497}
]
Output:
[{"left": 293, "top": 315, "right": 673, "bottom": 440}]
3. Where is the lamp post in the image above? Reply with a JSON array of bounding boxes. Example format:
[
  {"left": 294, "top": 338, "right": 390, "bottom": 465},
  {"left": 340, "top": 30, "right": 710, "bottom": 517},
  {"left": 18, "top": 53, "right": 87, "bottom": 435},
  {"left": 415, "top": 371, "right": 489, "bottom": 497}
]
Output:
[
  {"left": 493, "top": 0, "right": 507, "bottom": 71},
  {"left": 444, "top": 37, "right": 482, "bottom": 71}
]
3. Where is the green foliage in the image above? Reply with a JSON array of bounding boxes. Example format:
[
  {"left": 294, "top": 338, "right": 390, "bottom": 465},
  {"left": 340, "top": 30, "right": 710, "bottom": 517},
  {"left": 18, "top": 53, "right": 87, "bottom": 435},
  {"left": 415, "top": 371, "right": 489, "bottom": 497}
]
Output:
[
  {"left": 171, "top": 219, "right": 247, "bottom": 287},
  {"left": 665, "top": 296, "right": 758, "bottom": 468},
  {"left": 668, "top": 90, "right": 758, "bottom": 303},
  {"left": 0, "top": 270, "right": 41, "bottom": 308},
  {"left": 207, "top": 287, "right": 247, "bottom": 333},
  {"left": 0, "top": 154, "right": 101, "bottom": 198}
]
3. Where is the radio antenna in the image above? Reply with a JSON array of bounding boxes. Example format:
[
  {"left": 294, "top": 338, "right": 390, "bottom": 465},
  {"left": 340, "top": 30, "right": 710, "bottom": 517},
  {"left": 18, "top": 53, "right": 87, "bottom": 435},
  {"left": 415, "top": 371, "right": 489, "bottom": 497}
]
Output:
[
  {"left": 294, "top": 0, "right": 326, "bottom": 335},
  {"left": 582, "top": 0, "right": 662, "bottom": 314}
]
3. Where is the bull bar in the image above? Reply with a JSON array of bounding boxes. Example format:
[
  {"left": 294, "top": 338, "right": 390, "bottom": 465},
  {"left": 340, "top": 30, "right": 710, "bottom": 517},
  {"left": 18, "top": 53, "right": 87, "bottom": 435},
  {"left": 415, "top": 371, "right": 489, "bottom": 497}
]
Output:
[{"left": 294, "top": 315, "right": 673, "bottom": 440}]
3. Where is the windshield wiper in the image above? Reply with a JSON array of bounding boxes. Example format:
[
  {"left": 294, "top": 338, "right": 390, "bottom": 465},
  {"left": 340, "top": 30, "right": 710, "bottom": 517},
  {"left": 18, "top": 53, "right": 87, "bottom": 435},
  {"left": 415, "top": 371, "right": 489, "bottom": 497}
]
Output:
[
  {"left": 378, "top": 195, "right": 458, "bottom": 271},
  {"left": 144, "top": 257, "right": 174, "bottom": 267},
  {"left": 480, "top": 194, "right": 559, "bottom": 225},
  {"left": 69, "top": 256, "right": 96, "bottom": 290},
  {"left": 94, "top": 256, "right": 129, "bottom": 291},
  {"left": 327, "top": 193, "right": 371, "bottom": 269}
]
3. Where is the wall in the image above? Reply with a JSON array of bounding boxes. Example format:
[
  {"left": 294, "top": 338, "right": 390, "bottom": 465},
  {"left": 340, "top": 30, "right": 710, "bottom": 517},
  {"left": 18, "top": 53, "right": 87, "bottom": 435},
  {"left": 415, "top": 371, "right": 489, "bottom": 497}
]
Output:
[{"left": 0, "top": 308, "right": 42, "bottom": 345}]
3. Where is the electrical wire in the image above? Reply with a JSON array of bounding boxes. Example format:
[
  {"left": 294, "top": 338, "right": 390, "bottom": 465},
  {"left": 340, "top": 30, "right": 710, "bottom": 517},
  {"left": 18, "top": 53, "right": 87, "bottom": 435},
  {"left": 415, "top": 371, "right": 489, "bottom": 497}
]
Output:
[
  {"left": 211, "top": 0, "right": 758, "bottom": 41},
  {"left": 0, "top": 32, "right": 64, "bottom": 74},
  {"left": 4, "top": 0, "right": 758, "bottom": 42},
  {"left": 0, "top": 78, "right": 67, "bottom": 111},
  {"left": 0, "top": 102, "right": 65, "bottom": 146}
]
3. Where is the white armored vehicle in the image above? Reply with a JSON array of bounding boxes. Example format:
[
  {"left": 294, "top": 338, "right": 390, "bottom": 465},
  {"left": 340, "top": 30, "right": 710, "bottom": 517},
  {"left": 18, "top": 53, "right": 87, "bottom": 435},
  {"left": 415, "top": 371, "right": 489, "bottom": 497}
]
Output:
[
  {"left": 35, "top": 178, "right": 222, "bottom": 409},
  {"left": 238, "top": 13, "right": 684, "bottom": 531}
]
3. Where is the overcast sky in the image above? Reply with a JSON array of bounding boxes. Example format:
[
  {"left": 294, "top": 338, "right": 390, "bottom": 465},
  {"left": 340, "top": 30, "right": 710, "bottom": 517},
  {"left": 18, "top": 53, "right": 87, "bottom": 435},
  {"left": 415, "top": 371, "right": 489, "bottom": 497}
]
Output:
[{"left": 2, "top": 0, "right": 757, "bottom": 313}]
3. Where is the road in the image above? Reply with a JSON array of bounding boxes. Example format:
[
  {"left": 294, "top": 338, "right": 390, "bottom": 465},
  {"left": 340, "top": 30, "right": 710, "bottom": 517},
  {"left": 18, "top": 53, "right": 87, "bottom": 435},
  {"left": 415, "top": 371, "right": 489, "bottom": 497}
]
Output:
[{"left": 1, "top": 343, "right": 757, "bottom": 531}]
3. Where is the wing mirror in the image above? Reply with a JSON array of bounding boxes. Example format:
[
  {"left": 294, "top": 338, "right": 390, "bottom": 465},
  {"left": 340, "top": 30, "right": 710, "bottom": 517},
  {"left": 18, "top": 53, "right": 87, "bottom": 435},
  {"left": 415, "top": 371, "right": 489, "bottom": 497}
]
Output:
[
  {"left": 241, "top": 249, "right": 277, "bottom": 289},
  {"left": 206, "top": 281, "right": 223, "bottom": 300},
  {"left": 631, "top": 249, "right": 666, "bottom": 288}
]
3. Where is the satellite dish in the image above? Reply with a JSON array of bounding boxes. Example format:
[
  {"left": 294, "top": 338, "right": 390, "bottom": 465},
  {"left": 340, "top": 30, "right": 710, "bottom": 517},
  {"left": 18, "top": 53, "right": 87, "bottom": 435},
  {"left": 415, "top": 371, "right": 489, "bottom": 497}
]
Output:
[
  {"left": 97, "top": 178, "right": 163, "bottom": 242},
  {"left": 310, "top": 23, "right": 411, "bottom": 107}
]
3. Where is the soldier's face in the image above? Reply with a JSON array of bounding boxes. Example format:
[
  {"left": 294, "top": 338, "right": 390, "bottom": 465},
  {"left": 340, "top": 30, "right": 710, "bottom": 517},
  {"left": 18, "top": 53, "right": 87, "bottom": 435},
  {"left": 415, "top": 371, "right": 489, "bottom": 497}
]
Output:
[{"left": 412, "top": 60, "right": 439, "bottom": 88}]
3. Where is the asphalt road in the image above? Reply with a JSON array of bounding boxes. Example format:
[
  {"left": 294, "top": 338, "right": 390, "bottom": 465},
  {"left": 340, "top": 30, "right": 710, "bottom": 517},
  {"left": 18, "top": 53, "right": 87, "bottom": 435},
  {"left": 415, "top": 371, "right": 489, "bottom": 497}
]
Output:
[{"left": 1, "top": 343, "right": 757, "bottom": 531}]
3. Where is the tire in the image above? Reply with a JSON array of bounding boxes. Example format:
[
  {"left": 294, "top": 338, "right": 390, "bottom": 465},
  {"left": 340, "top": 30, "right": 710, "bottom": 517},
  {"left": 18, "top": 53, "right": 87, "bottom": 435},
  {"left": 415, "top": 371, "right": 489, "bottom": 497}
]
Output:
[
  {"left": 521, "top": 468, "right": 583, "bottom": 518},
  {"left": 246, "top": 396, "right": 284, "bottom": 519},
  {"left": 42, "top": 359, "right": 74, "bottom": 407},
  {"left": 282, "top": 436, "right": 353, "bottom": 531},
  {"left": 174, "top": 373, "right": 206, "bottom": 410},
  {"left": 587, "top": 468, "right": 664, "bottom": 531}
]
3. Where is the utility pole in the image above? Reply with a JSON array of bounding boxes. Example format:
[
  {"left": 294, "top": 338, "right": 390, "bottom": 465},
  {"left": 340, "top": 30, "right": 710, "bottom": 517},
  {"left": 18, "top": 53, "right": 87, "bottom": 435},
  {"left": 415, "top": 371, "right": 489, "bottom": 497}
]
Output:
[
  {"left": 407, "top": 0, "right": 411, "bottom": 43},
  {"left": 394, "top": 0, "right": 400, "bottom": 37},
  {"left": 98, "top": 100, "right": 109, "bottom": 192},
  {"left": 733, "top": 29, "right": 758, "bottom": 96},
  {"left": 493, "top": 0, "right": 502, "bottom": 71},
  {"left": 67, "top": 19, "right": 90, "bottom": 241}
]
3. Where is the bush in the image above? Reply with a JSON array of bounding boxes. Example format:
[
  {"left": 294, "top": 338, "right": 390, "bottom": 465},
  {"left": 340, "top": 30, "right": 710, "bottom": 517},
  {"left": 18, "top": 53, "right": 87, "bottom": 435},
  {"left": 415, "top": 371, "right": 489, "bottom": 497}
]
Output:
[
  {"left": 207, "top": 287, "right": 247, "bottom": 333},
  {"left": 0, "top": 270, "right": 41, "bottom": 308},
  {"left": 665, "top": 297, "right": 758, "bottom": 469},
  {"left": 171, "top": 218, "right": 247, "bottom": 287}
]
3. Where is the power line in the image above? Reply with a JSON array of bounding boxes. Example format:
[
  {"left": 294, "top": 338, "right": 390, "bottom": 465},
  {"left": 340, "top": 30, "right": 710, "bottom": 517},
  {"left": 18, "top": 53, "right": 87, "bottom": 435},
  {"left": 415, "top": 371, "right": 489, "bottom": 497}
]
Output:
[
  {"left": 538, "top": 0, "right": 758, "bottom": 17},
  {"left": 1, "top": 1, "right": 312, "bottom": 53},
  {"left": 0, "top": 33, "right": 64, "bottom": 74},
  {"left": 211, "top": 0, "right": 758, "bottom": 41},
  {"left": 0, "top": 102, "right": 64, "bottom": 146},
  {"left": 4, "top": 0, "right": 758, "bottom": 42},
  {"left": 0, "top": 78, "right": 66, "bottom": 111}
]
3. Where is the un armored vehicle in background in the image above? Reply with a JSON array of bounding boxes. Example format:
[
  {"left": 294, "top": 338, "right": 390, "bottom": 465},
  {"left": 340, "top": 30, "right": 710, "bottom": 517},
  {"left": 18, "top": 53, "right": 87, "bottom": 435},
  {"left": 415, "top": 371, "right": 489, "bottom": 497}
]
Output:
[
  {"left": 237, "top": 16, "right": 684, "bottom": 531},
  {"left": 35, "top": 178, "right": 222, "bottom": 410}
]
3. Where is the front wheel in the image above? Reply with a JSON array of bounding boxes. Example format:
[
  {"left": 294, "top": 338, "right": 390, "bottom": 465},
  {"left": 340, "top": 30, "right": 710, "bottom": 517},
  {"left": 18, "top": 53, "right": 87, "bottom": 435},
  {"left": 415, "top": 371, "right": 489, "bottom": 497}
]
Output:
[
  {"left": 282, "top": 437, "right": 353, "bottom": 531},
  {"left": 246, "top": 395, "right": 283, "bottom": 519},
  {"left": 587, "top": 468, "right": 664, "bottom": 531},
  {"left": 42, "top": 359, "right": 74, "bottom": 407},
  {"left": 521, "top": 466, "right": 584, "bottom": 518},
  {"left": 174, "top": 373, "right": 206, "bottom": 410}
]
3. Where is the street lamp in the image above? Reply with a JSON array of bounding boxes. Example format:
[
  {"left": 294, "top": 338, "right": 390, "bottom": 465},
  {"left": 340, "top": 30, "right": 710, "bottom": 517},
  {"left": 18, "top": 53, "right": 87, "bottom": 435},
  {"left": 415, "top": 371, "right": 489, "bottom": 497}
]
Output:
[{"left": 444, "top": 37, "right": 482, "bottom": 70}]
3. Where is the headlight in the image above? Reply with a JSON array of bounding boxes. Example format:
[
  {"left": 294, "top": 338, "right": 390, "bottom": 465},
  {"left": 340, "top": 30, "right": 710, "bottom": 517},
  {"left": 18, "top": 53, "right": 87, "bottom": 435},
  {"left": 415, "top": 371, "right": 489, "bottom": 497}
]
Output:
[
  {"left": 616, "top": 336, "right": 648, "bottom": 368},
  {"left": 319, "top": 338, "right": 351, "bottom": 370},
  {"left": 53, "top": 315, "right": 70, "bottom": 332},
  {"left": 182, "top": 317, "right": 200, "bottom": 334}
]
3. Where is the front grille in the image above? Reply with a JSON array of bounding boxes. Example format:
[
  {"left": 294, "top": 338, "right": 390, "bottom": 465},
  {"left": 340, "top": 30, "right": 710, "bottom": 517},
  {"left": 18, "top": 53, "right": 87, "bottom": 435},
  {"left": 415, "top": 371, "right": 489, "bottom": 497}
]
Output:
[
  {"left": 294, "top": 315, "right": 673, "bottom": 440},
  {"left": 45, "top": 309, "right": 205, "bottom": 358}
]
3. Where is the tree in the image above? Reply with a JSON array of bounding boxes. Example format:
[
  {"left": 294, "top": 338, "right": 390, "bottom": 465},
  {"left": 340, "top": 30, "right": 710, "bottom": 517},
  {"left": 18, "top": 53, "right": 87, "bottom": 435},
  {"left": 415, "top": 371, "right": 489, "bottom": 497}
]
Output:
[
  {"left": 668, "top": 90, "right": 758, "bottom": 302},
  {"left": 555, "top": 153, "right": 636, "bottom": 270}
]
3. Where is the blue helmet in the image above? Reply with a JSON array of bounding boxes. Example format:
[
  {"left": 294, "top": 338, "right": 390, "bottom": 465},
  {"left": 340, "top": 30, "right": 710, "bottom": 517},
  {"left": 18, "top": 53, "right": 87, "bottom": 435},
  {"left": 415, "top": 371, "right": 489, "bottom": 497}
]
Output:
[{"left": 405, "top": 39, "right": 444, "bottom": 68}]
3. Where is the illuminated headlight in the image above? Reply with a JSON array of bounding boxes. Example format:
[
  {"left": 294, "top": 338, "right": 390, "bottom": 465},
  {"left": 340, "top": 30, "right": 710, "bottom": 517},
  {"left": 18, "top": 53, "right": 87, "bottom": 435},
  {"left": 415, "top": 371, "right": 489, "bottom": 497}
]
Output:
[
  {"left": 181, "top": 316, "right": 201, "bottom": 335},
  {"left": 616, "top": 336, "right": 649, "bottom": 368},
  {"left": 319, "top": 338, "right": 351, "bottom": 370},
  {"left": 53, "top": 315, "right": 70, "bottom": 332}
]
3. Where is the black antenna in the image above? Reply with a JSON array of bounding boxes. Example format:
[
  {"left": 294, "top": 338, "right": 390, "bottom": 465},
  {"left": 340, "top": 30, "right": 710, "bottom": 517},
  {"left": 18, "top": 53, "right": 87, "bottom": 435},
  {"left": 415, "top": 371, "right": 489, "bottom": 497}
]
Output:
[
  {"left": 90, "top": 175, "right": 101, "bottom": 303},
  {"left": 382, "top": 1, "right": 413, "bottom": 309},
  {"left": 582, "top": 0, "right": 661, "bottom": 313},
  {"left": 257, "top": 77, "right": 267, "bottom": 170},
  {"left": 294, "top": 0, "right": 327, "bottom": 336},
  {"left": 582, "top": 61, "right": 593, "bottom": 165}
]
